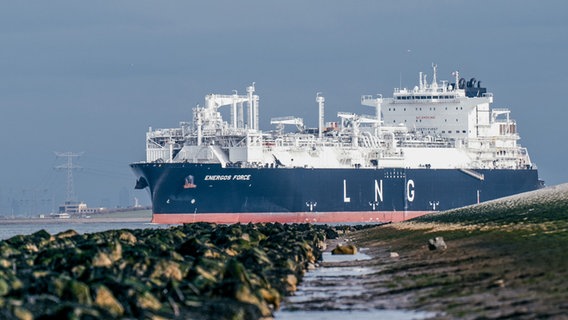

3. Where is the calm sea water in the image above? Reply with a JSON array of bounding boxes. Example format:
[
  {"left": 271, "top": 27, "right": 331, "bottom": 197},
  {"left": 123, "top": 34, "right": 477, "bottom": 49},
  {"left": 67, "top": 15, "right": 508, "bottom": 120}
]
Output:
[{"left": 0, "top": 221, "right": 164, "bottom": 240}]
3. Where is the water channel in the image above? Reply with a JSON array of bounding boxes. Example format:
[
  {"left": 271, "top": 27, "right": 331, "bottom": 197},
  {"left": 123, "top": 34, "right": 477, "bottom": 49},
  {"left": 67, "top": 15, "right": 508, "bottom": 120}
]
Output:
[{"left": 274, "top": 248, "right": 437, "bottom": 320}]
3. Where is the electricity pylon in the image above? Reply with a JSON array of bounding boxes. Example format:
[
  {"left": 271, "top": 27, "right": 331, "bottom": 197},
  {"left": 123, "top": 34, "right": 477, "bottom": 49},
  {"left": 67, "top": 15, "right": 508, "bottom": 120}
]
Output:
[{"left": 54, "top": 152, "right": 83, "bottom": 201}]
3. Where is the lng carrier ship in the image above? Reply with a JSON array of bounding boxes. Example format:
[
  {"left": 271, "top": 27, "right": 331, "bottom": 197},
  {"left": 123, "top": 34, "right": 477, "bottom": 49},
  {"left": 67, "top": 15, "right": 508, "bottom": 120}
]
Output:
[{"left": 131, "top": 65, "right": 541, "bottom": 224}]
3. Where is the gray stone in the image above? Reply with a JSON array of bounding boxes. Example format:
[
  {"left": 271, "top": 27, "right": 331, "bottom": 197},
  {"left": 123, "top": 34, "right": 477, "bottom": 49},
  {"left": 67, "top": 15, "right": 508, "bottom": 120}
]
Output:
[{"left": 428, "top": 236, "right": 447, "bottom": 251}]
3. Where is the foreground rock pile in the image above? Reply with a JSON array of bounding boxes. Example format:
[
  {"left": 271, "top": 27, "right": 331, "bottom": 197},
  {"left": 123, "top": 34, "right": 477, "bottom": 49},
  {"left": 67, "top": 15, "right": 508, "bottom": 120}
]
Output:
[{"left": 0, "top": 223, "right": 337, "bottom": 319}]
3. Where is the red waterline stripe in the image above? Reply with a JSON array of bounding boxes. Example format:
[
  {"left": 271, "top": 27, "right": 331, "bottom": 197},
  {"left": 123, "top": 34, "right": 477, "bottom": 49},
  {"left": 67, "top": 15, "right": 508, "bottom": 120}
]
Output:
[{"left": 150, "top": 211, "right": 432, "bottom": 224}]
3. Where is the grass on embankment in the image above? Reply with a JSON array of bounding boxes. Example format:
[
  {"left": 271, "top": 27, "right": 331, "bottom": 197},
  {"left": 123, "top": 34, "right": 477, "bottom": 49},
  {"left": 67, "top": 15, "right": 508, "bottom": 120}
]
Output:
[{"left": 353, "top": 184, "right": 568, "bottom": 319}]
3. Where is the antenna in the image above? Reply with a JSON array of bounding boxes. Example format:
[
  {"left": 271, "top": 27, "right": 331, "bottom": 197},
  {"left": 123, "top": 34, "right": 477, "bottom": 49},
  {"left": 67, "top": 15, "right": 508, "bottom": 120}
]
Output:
[
  {"left": 54, "top": 152, "right": 83, "bottom": 201},
  {"left": 452, "top": 70, "right": 460, "bottom": 90},
  {"left": 432, "top": 63, "right": 438, "bottom": 85}
]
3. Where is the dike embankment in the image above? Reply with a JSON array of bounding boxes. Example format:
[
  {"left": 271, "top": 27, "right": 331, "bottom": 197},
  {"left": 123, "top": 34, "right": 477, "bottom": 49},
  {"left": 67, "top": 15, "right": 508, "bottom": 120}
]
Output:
[{"left": 346, "top": 184, "right": 568, "bottom": 319}]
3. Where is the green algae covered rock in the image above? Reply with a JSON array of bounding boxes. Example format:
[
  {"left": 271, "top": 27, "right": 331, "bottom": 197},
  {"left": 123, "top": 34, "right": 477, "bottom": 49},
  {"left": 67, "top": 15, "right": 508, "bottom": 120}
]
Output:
[
  {"left": 0, "top": 223, "right": 336, "bottom": 319},
  {"left": 331, "top": 244, "right": 358, "bottom": 255}
]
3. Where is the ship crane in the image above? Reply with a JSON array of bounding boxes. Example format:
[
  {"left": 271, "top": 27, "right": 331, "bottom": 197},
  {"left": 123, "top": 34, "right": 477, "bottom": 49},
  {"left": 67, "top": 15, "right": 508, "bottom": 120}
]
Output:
[
  {"left": 202, "top": 83, "right": 259, "bottom": 131},
  {"left": 491, "top": 108, "right": 511, "bottom": 122},
  {"left": 337, "top": 112, "right": 380, "bottom": 147},
  {"left": 270, "top": 116, "right": 305, "bottom": 134},
  {"left": 195, "top": 84, "right": 260, "bottom": 146},
  {"left": 204, "top": 93, "right": 249, "bottom": 130},
  {"left": 358, "top": 115, "right": 381, "bottom": 124},
  {"left": 337, "top": 112, "right": 380, "bottom": 125}
]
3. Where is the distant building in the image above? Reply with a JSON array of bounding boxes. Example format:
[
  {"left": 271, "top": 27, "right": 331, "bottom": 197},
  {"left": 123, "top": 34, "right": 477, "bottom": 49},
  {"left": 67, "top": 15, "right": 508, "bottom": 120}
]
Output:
[{"left": 58, "top": 201, "right": 103, "bottom": 215}]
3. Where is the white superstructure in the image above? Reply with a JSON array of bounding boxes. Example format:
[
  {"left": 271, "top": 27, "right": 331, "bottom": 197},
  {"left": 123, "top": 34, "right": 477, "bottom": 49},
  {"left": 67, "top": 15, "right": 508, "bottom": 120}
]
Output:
[{"left": 144, "top": 65, "right": 534, "bottom": 171}]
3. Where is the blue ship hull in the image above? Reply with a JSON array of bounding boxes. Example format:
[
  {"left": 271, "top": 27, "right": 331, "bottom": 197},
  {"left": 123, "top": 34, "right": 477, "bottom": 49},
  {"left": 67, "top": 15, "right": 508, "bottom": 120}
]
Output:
[{"left": 131, "top": 163, "right": 541, "bottom": 224}]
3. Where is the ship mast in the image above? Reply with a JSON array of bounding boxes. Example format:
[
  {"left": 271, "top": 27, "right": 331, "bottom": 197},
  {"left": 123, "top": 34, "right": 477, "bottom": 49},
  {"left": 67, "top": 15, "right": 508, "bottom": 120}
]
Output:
[
  {"left": 316, "top": 92, "right": 325, "bottom": 139},
  {"left": 431, "top": 63, "right": 438, "bottom": 89}
]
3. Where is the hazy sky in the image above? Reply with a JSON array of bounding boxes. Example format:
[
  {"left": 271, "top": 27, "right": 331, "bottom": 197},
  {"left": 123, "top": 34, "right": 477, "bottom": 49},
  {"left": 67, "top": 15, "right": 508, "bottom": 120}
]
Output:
[{"left": 1, "top": 1, "right": 567, "bottom": 215}]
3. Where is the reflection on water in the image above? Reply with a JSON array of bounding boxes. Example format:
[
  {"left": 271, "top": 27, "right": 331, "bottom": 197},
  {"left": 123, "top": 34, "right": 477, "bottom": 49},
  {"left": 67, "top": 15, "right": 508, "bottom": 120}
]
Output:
[
  {"left": 322, "top": 250, "right": 373, "bottom": 262},
  {"left": 275, "top": 248, "right": 436, "bottom": 320},
  {"left": 275, "top": 309, "right": 434, "bottom": 320}
]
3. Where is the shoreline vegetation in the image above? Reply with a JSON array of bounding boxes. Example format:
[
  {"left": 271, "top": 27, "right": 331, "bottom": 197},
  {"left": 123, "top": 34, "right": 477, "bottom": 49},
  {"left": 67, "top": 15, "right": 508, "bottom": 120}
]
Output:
[{"left": 1, "top": 184, "right": 567, "bottom": 319}]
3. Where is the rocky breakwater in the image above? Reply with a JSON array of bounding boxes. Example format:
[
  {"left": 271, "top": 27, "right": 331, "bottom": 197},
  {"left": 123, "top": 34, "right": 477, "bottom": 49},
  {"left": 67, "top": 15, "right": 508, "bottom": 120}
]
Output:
[{"left": 0, "top": 223, "right": 337, "bottom": 319}]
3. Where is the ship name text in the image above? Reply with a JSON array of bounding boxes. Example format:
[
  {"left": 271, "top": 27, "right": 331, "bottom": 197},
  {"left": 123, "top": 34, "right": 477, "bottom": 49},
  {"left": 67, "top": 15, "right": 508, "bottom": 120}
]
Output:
[{"left": 204, "top": 174, "right": 251, "bottom": 181}]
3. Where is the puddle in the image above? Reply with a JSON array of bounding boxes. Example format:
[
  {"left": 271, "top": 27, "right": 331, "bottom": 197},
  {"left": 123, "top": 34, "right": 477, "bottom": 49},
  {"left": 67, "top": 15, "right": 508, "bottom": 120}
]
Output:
[
  {"left": 298, "top": 266, "right": 375, "bottom": 279},
  {"left": 276, "top": 247, "right": 437, "bottom": 319},
  {"left": 275, "top": 309, "right": 435, "bottom": 320}
]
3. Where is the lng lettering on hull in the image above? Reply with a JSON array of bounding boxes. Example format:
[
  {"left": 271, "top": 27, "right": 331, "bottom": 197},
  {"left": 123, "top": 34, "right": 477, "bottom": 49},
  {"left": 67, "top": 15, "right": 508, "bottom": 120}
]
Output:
[
  {"left": 130, "top": 65, "right": 542, "bottom": 224},
  {"left": 347, "top": 179, "right": 416, "bottom": 204}
]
